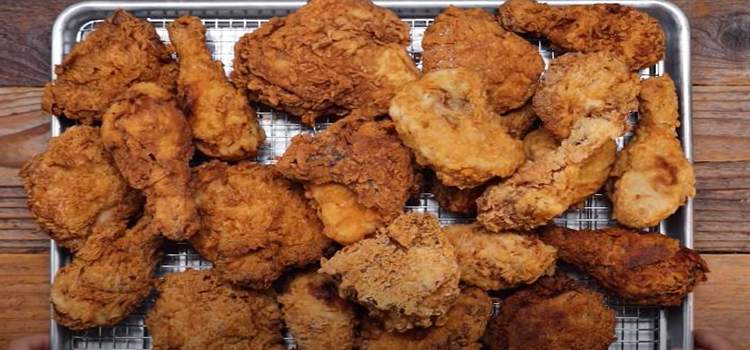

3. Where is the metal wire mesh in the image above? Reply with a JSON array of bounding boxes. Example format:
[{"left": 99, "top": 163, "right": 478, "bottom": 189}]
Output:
[{"left": 63, "top": 12, "right": 663, "bottom": 350}]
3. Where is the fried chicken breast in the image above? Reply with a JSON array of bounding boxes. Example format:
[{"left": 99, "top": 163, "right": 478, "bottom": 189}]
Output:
[
  {"left": 499, "top": 0, "right": 665, "bottom": 70},
  {"left": 231, "top": 0, "right": 419, "bottom": 125},
  {"left": 278, "top": 270, "right": 358, "bottom": 350},
  {"left": 42, "top": 10, "right": 177, "bottom": 124},
  {"left": 540, "top": 226, "right": 709, "bottom": 306},
  {"left": 608, "top": 75, "right": 696, "bottom": 228},
  {"left": 146, "top": 269, "right": 285, "bottom": 350},
  {"left": 423, "top": 7, "right": 543, "bottom": 114},
  {"left": 20, "top": 126, "right": 141, "bottom": 251},
  {"left": 319, "top": 212, "right": 460, "bottom": 332},
  {"left": 359, "top": 286, "right": 492, "bottom": 350},
  {"left": 389, "top": 68, "right": 525, "bottom": 189},
  {"left": 190, "top": 161, "right": 330, "bottom": 288},
  {"left": 444, "top": 223, "right": 556, "bottom": 291},
  {"left": 482, "top": 274, "right": 616, "bottom": 350},
  {"left": 167, "top": 15, "right": 265, "bottom": 160},
  {"left": 50, "top": 217, "right": 162, "bottom": 330}
]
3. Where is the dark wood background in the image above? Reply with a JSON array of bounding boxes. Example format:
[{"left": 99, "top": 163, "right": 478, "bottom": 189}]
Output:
[{"left": 1, "top": 0, "right": 749, "bottom": 348}]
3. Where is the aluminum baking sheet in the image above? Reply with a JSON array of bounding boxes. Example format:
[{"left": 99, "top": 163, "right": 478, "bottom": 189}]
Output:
[{"left": 48, "top": 1, "right": 693, "bottom": 349}]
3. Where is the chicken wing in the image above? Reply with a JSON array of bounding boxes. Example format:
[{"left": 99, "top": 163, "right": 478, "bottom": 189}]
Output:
[
  {"left": 499, "top": 0, "right": 665, "bottom": 70},
  {"left": 231, "top": 0, "right": 419, "bottom": 125},
  {"left": 101, "top": 83, "right": 199, "bottom": 241},
  {"left": 359, "top": 286, "right": 492, "bottom": 350},
  {"left": 278, "top": 270, "right": 358, "bottom": 350},
  {"left": 190, "top": 161, "right": 331, "bottom": 288},
  {"left": 608, "top": 75, "right": 696, "bottom": 228},
  {"left": 166, "top": 15, "right": 265, "bottom": 160},
  {"left": 482, "top": 274, "right": 616, "bottom": 350},
  {"left": 42, "top": 10, "right": 177, "bottom": 124},
  {"left": 319, "top": 212, "right": 460, "bottom": 332},
  {"left": 423, "top": 7, "right": 543, "bottom": 114},
  {"left": 20, "top": 126, "right": 141, "bottom": 251},
  {"left": 540, "top": 226, "right": 709, "bottom": 306},
  {"left": 50, "top": 216, "right": 162, "bottom": 330},
  {"left": 146, "top": 269, "right": 285, "bottom": 350},
  {"left": 389, "top": 68, "right": 525, "bottom": 189},
  {"left": 444, "top": 223, "right": 556, "bottom": 291}
]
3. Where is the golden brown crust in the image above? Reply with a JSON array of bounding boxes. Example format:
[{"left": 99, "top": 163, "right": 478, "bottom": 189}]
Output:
[
  {"left": 430, "top": 180, "right": 486, "bottom": 216},
  {"left": 499, "top": 103, "right": 538, "bottom": 139}
]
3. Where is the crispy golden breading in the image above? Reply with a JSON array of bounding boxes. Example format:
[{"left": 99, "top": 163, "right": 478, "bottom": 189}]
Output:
[
  {"left": 101, "top": 83, "right": 199, "bottom": 241},
  {"left": 608, "top": 75, "right": 696, "bottom": 228},
  {"left": 166, "top": 16, "right": 265, "bottom": 160},
  {"left": 444, "top": 223, "right": 556, "bottom": 291},
  {"left": 540, "top": 226, "right": 709, "bottom": 306},
  {"left": 231, "top": 0, "right": 419, "bottom": 125},
  {"left": 320, "top": 212, "right": 460, "bottom": 332},
  {"left": 533, "top": 51, "right": 640, "bottom": 140},
  {"left": 190, "top": 161, "right": 330, "bottom": 288},
  {"left": 19, "top": 126, "right": 142, "bottom": 251},
  {"left": 278, "top": 270, "right": 358, "bottom": 350},
  {"left": 42, "top": 10, "right": 177, "bottom": 124},
  {"left": 431, "top": 180, "right": 486, "bottom": 216},
  {"left": 146, "top": 269, "right": 285, "bottom": 350},
  {"left": 423, "top": 7, "right": 543, "bottom": 114},
  {"left": 389, "top": 68, "right": 526, "bottom": 189},
  {"left": 499, "top": 0, "right": 665, "bottom": 70},
  {"left": 277, "top": 115, "right": 421, "bottom": 244},
  {"left": 306, "top": 183, "right": 384, "bottom": 245},
  {"left": 359, "top": 286, "right": 492, "bottom": 350},
  {"left": 500, "top": 103, "right": 538, "bottom": 139},
  {"left": 50, "top": 217, "right": 162, "bottom": 330},
  {"left": 482, "top": 274, "right": 616, "bottom": 350}
]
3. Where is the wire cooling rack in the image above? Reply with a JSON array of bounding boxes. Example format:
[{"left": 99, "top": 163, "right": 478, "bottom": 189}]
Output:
[{"left": 62, "top": 13, "right": 666, "bottom": 350}]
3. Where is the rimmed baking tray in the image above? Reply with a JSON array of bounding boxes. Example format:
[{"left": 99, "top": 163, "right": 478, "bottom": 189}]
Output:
[{"left": 48, "top": 1, "right": 693, "bottom": 349}]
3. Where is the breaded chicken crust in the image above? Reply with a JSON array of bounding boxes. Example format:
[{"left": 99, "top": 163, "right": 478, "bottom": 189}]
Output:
[
  {"left": 305, "top": 183, "right": 385, "bottom": 245},
  {"left": 430, "top": 179, "right": 486, "bottom": 216},
  {"left": 499, "top": 103, "right": 538, "bottom": 139}
]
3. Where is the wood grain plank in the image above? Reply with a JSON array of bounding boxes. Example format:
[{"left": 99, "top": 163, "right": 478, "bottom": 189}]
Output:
[{"left": 0, "top": 254, "right": 48, "bottom": 349}]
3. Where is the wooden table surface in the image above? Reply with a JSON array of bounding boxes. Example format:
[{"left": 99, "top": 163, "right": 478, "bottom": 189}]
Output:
[{"left": 1, "top": 0, "right": 749, "bottom": 348}]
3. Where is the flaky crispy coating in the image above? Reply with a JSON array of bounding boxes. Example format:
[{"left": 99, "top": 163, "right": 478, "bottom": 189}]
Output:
[
  {"left": 146, "top": 269, "right": 285, "bottom": 350},
  {"left": 389, "top": 68, "right": 525, "bottom": 189},
  {"left": 167, "top": 16, "right": 265, "bottom": 160},
  {"left": 190, "top": 161, "right": 330, "bottom": 288},
  {"left": 423, "top": 7, "right": 543, "bottom": 114},
  {"left": 50, "top": 217, "right": 162, "bottom": 330},
  {"left": 431, "top": 180, "right": 486, "bottom": 216},
  {"left": 540, "top": 226, "right": 709, "bottom": 306},
  {"left": 533, "top": 51, "right": 640, "bottom": 140},
  {"left": 306, "top": 183, "right": 384, "bottom": 245},
  {"left": 231, "top": 0, "right": 419, "bottom": 125},
  {"left": 499, "top": 0, "right": 665, "bottom": 70},
  {"left": 101, "top": 83, "right": 199, "bottom": 241},
  {"left": 42, "top": 10, "right": 177, "bottom": 124},
  {"left": 499, "top": 102, "right": 538, "bottom": 139},
  {"left": 482, "top": 274, "right": 616, "bottom": 350},
  {"left": 19, "top": 126, "right": 142, "bottom": 251},
  {"left": 608, "top": 75, "right": 696, "bottom": 228},
  {"left": 319, "top": 212, "right": 460, "bottom": 332},
  {"left": 359, "top": 286, "right": 492, "bottom": 350},
  {"left": 278, "top": 270, "right": 358, "bottom": 350},
  {"left": 444, "top": 223, "right": 556, "bottom": 291}
]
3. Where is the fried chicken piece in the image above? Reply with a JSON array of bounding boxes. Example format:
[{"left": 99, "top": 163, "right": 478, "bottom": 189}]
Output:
[
  {"left": 482, "top": 274, "right": 616, "bottom": 350},
  {"left": 166, "top": 16, "right": 265, "bottom": 160},
  {"left": 42, "top": 10, "right": 177, "bottom": 124},
  {"left": 319, "top": 212, "right": 460, "bottom": 332},
  {"left": 423, "top": 7, "right": 543, "bottom": 114},
  {"left": 101, "top": 82, "right": 199, "bottom": 241},
  {"left": 500, "top": 103, "right": 538, "bottom": 139},
  {"left": 19, "top": 126, "right": 141, "bottom": 251},
  {"left": 540, "top": 226, "right": 709, "bottom": 306},
  {"left": 444, "top": 223, "right": 556, "bottom": 291},
  {"left": 389, "top": 68, "right": 526, "bottom": 189},
  {"left": 499, "top": 0, "right": 665, "bottom": 70},
  {"left": 278, "top": 270, "right": 357, "bottom": 350},
  {"left": 608, "top": 75, "right": 696, "bottom": 228},
  {"left": 533, "top": 51, "right": 640, "bottom": 140},
  {"left": 50, "top": 217, "right": 162, "bottom": 330},
  {"left": 232, "top": 0, "right": 419, "bottom": 125},
  {"left": 277, "top": 115, "right": 421, "bottom": 244},
  {"left": 359, "top": 286, "right": 492, "bottom": 350},
  {"left": 146, "top": 269, "right": 285, "bottom": 350},
  {"left": 190, "top": 161, "right": 330, "bottom": 288},
  {"left": 431, "top": 180, "right": 486, "bottom": 216}
]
